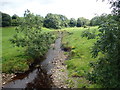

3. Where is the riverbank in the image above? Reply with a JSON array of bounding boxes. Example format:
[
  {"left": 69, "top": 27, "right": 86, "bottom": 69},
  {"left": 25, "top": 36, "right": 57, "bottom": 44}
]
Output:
[
  {"left": 61, "top": 27, "right": 100, "bottom": 88},
  {"left": 2, "top": 32, "right": 70, "bottom": 88}
]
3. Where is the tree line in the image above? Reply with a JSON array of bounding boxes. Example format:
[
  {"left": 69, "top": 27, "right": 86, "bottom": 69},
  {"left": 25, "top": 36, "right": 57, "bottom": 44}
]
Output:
[{"left": 0, "top": 11, "right": 103, "bottom": 28}]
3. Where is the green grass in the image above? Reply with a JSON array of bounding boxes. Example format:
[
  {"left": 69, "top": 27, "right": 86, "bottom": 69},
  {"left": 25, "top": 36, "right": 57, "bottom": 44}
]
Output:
[
  {"left": 2, "top": 27, "right": 29, "bottom": 73},
  {"left": 61, "top": 26, "right": 100, "bottom": 88},
  {"left": 2, "top": 27, "right": 54, "bottom": 73}
]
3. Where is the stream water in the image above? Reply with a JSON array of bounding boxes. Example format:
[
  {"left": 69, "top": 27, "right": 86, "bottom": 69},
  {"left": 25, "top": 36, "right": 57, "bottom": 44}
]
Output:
[{"left": 2, "top": 33, "right": 62, "bottom": 89}]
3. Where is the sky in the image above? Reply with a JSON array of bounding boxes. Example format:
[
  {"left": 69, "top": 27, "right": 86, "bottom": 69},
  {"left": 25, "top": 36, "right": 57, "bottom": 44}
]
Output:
[{"left": 0, "top": 0, "right": 112, "bottom": 19}]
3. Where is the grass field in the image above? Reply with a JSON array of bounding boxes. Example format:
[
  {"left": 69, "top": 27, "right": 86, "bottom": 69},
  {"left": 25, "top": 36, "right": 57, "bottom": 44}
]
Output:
[
  {"left": 2, "top": 27, "right": 29, "bottom": 73},
  {"left": 2, "top": 27, "right": 54, "bottom": 73},
  {"left": 61, "top": 26, "right": 100, "bottom": 88}
]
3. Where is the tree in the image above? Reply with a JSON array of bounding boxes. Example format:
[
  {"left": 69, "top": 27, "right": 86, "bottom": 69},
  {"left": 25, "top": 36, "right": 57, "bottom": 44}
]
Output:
[
  {"left": 12, "top": 14, "right": 19, "bottom": 19},
  {"left": 43, "top": 13, "right": 61, "bottom": 29},
  {"left": 10, "top": 10, "right": 55, "bottom": 60},
  {"left": 77, "top": 18, "right": 82, "bottom": 27},
  {"left": 0, "top": 12, "right": 2, "bottom": 27},
  {"left": 69, "top": 18, "right": 77, "bottom": 27},
  {"left": 2, "top": 12, "right": 11, "bottom": 27},
  {"left": 83, "top": 0, "right": 120, "bottom": 88},
  {"left": 77, "top": 17, "right": 90, "bottom": 27},
  {"left": 90, "top": 16, "right": 99, "bottom": 26},
  {"left": 89, "top": 15, "right": 107, "bottom": 26},
  {"left": 11, "top": 14, "right": 20, "bottom": 26},
  {"left": 58, "top": 14, "right": 69, "bottom": 27}
]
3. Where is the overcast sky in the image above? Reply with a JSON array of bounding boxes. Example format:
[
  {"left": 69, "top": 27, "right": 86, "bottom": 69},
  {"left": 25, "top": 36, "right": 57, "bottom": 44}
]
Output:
[{"left": 0, "top": 0, "right": 112, "bottom": 19}]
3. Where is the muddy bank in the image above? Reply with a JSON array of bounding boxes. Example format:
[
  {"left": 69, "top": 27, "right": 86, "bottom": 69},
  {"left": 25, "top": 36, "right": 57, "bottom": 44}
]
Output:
[{"left": 2, "top": 32, "right": 69, "bottom": 89}]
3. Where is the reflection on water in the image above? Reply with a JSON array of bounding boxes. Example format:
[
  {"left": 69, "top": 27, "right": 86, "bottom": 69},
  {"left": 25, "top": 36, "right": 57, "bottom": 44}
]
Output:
[{"left": 25, "top": 68, "right": 53, "bottom": 89}]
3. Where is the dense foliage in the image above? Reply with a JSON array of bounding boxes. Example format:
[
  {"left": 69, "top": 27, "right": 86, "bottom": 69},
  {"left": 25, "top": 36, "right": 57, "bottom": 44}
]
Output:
[
  {"left": 1, "top": 11, "right": 90, "bottom": 28},
  {"left": 11, "top": 14, "right": 20, "bottom": 26},
  {"left": 76, "top": 18, "right": 82, "bottom": 27},
  {"left": 1, "top": 12, "right": 11, "bottom": 27},
  {"left": 90, "top": 16, "right": 101, "bottom": 26},
  {"left": 90, "top": 15, "right": 108, "bottom": 26},
  {"left": 59, "top": 14, "right": 69, "bottom": 27},
  {"left": 44, "top": 13, "right": 61, "bottom": 29},
  {"left": 37, "top": 14, "right": 90, "bottom": 28},
  {"left": 44, "top": 13, "right": 69, "bottom": 29},
  {"left": 10, "top": 10, "right": 55, "bottom": 60},
  {"left": 81, "top": 28, "right": 96, "bottom": 39},
  {"left": 0, "top": 12, "right": 23, "bottom": 27},
  {"left": 77, "top": 17, "right": 90, "bottom": 27},
  {"left": 82, "top": 0, "right": 120, "bottom": 88},
  {"left": 69, "top": 18, "right": 77, "bottom": 27}
]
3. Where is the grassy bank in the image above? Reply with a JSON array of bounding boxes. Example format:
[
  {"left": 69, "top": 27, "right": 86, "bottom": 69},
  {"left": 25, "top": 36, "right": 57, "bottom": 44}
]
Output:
[
  {"left": 2, "top": 27, "right": 55, "bottom": 73},
  {"left": 61, "top": 26, "right": 100, "bottom": 88},
  {"left": 2, "top": 27, "right": 28, "bottom": 73}
]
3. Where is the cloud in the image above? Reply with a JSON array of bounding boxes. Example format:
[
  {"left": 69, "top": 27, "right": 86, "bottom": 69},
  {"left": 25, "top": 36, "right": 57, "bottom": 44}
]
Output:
[{"left": 0, "top": 0, "right": 112, "bottom": 19}]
